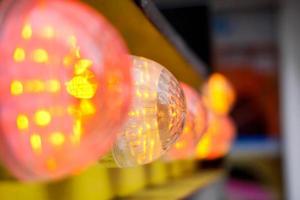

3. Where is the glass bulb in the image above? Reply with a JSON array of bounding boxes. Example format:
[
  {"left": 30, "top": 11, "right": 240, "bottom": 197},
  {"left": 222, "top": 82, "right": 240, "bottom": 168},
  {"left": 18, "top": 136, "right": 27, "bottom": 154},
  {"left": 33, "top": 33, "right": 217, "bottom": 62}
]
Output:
[
  {"left": 202, "top": 73, "right": 236, "bottom": 115},
  {"left": 112, "top": 56, "right": 186, "bottom": 167},
  {"left": 0, "top": 0, "right": 132, "bottom": 181},
  {"left": 195, "top": 113, "right": 236, "bottom": 160},
  {"left": 165, "top": 82, "right": 207, "bottom": 160}
]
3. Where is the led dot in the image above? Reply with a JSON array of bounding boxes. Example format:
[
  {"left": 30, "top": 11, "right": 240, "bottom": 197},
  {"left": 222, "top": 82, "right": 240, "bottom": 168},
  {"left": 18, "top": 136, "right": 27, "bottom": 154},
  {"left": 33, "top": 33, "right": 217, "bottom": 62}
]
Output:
[
  {"left": 175, "top": 141, "right": 185, "bottom": 149},
  {"left": 71, "top": 120, "right": 82, "bottom": 144},
  {"left": 196, "top": 137, "right": 210, "bottom": 159},
  {"left": 11, "top": 80, "right": 23, "bottom": 95},
  {"left": 146, "top": 123, "right": 151, "bottom": 129},
  {"left": 13, "top": 48, "right": 26, "bottom": 62},
  {"left": 49, "top": 132, "right": 65, "bottom": 146},
  {"left": 21, "top": 23, "right": 32, "bottom": 40},
  {"left": 74, "top": 59, "right": 93, "bottom": 75},
  {"left": 16, "top": 114, "right": 29, "bottom": 131},
  {"left": 143, "top": 92, "right": 149, "bottom": 99},
  {"left": 80, "top": 100, "right": 96, "bottom": 115},
  {"left": 136, "top": 90, "right": 142, "bottom": 97},
  {"left": 74, "top": 47, "right": 81, "bottom": 58},
  {"left": 26, "top": 80, "right": 45, "bottom": 93},
  {"left": 32, "top": 49, "right": 49, "bottom": 63},
  {"left": 34, "top": 110, "right": 52, "bottom": 126},
  {"left": 30, "top": 134, "right": 42, "bottom": 154},
  {"left": 66, "top": 76, "right": 97, "bottom": 99},
  {"left": 128, "top": 111, "right": 135, "bottom": 117},
  {"left": 46, "top": 80, "right": 61, "bottom": 93}
]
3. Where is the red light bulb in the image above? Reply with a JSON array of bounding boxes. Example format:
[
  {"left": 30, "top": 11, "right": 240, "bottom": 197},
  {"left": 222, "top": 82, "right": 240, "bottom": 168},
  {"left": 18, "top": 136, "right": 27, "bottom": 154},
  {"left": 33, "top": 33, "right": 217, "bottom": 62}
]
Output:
[
  {"left": 0, "top": 0, "right": 132, "bottom": 181},
  {"left": 195, "top": 113, "right": 236, "bottom": 160},
  {"left": 165, "top": 83, "right": 207, "bottom": 160}
]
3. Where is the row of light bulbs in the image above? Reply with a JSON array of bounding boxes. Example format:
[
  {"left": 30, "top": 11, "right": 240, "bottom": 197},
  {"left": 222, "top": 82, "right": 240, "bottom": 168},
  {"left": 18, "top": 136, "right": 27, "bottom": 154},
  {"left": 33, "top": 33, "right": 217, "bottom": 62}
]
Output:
[{"left": 0, "top": 0, "right": 236, "bottom": 182}]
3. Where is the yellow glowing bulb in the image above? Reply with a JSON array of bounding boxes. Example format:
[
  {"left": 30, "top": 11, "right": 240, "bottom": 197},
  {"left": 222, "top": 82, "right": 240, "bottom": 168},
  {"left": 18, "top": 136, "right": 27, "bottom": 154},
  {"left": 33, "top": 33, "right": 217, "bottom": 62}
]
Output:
[
  {"left": 49, "top": 132, "right": 65, "bottom": 146},
  {"left": 34, "top": 110, "right": 52, "bottom": 126},
  {"left": 66, "top": 76, "right": 97, "bottom": 99},
  {"left": 204, "top": 73, "right": 236, "bottom": 115},
  {"left": 32, "top": 49, "right": 49, "bottom": 63},
  {"left": 11, "top": 80, "right": 24, "bottom": 95},
  {"left": 13, "top": 48, "right": 26, "bottom": 62},
  {"left": 21, "top": 23, "right": 32, "bottom": 40},
  {"left": 30, "top": 134, "right": 42, "bottom": 154},
  {"left": 16, "top": 114, "right": 29, "bottom": 131}
]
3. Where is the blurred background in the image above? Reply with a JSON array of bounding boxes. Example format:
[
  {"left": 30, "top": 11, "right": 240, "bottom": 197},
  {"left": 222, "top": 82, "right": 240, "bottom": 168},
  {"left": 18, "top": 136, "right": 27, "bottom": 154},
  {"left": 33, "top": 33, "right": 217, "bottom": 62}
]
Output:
[{"left": 153, "top": 0, "right": 285, "bottom": 199}]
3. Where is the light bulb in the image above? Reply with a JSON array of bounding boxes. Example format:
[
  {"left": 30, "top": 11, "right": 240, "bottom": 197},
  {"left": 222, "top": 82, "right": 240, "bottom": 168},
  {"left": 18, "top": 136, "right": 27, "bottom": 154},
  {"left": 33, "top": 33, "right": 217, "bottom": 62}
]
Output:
[
  {"left": 195, "top": 113, "right": 236, "bottom": 160},
  {"left": 202, "top": 73, "right": 236, "bottom": 115},
  {"left": 112, "top": 56, "right": 186, "bottom": 167},
  {"left": 165, "top": 82, "right": 207, "bottom": 160},
  {"left": 0, "top": 0, "right": 132, "bottom": 181}
]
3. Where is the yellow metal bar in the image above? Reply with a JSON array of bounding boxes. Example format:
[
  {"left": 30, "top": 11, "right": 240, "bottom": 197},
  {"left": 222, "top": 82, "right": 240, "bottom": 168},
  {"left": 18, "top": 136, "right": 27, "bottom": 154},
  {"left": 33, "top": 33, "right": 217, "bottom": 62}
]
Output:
[
  {"left": 109, "top": 166, "right": 147, "bottom": 197},
  {"left": 145, "top": 161, "right": 168, "bottom": 186},
  {"left": 46, "top": 164, "right": 113, "bottom": 200},
  {"left": 124, "top": 169, "right": 224, "bottom": 200}
]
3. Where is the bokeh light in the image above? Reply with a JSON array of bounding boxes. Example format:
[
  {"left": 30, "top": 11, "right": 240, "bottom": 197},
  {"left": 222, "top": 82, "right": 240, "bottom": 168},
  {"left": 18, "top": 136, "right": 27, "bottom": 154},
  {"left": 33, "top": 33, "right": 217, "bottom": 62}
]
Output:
[
  {"left": 195, "top": 113, "right": 236, "bottom": 160},
  {"left": 165, "top": 82, "right": 207, "bottom": 160},
  {"left": 0, "top": 0, "right": 132, "bottom": 181},
  {"left": 112, "top": 56, "right": 186, "bottom": 167},
  {"left": 202, "top": 73, "right": 236, "bottom": 115}
]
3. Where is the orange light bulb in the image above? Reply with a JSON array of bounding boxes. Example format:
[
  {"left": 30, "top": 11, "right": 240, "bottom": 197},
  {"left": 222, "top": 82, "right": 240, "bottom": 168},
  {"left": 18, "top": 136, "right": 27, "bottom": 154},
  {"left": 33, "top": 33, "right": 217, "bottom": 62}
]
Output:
[
  {"left": 0, "top": 0, "right": 132, "bottom": 181},
  {"left": 112, "top": 56, "right": 186, "bottom": 167},
  {"left": 195, "top": 113, "right": 236, "bottom": 160},
  {"left": 165, "top": 83, "right": 207, "bottom": 160},
  {"left": 202, "top": 73, "right": 236, "bottom": 115}
]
